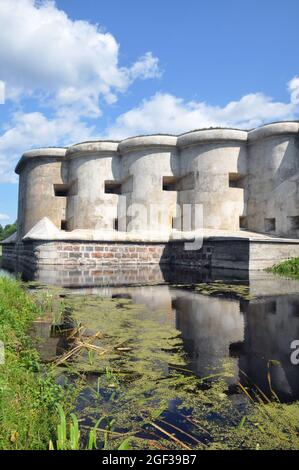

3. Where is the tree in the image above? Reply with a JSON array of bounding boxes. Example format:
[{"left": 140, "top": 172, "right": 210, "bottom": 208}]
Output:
[{"left": 0, "top": 221, "right": 17, "bottom": 241}]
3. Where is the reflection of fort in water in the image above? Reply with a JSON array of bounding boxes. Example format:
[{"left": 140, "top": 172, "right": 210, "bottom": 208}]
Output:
[
  {"left": 40, "top": 265, "right": 299, "bottom": 403},
  {"left": 175, "top": 291, "right": 299, "bottom": 402}
]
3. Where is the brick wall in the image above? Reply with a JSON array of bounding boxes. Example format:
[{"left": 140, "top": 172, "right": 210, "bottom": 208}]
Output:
[
  {"left": 35, "top": 242, "right": 171, "bottom": 265},
  {"left": 4, "top": 237, "right": 299, "bottom": 273},
  {"left": 1, "top": 240, "right": 212, "bottom": 269}
]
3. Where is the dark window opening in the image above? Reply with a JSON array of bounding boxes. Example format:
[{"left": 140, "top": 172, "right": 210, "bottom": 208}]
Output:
[
  {"left": 61, "top": 220, "right": 68, "bottom": 231},
  {"left": 114, "top": 218, "right": 119, "bottom": 231},
  {"left": 239, "top": 216, "right": 247, "bottom": 229},
  {"left": 105, "top": 181, "right": 122, "bottom": 195},
  {"left": 288, "top": 216, "right": 299, "bottom": 230},
  {"left": 290, "top": 300, "right": 299, "bottom": 317},
  {"left": 163, "top": 176, "right": 178, "bottom": 191},
  {"left": 229, "top": 173, "right": 246, "bottom": 188},
  {"left": 265, "top": 301, "right": 277, "bottom": 315},
  {"left": 54, "top": 184, "right": 69, "bottom": 197},
  {"left": 265, "top": 218, "right": 276, "bottom": 232}
]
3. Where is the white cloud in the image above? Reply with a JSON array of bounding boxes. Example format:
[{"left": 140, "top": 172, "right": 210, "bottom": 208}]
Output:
[
  {"left": 0, "top": 0, "right": 160, "bottom": 116},
  {"left": 0, "top": 0, "right": 161, "bottom": 183},
  {"left": 0, "top": 213, "right": 10, "bottom": 222},
  {"left": 106, "top": 79, "right": 299, "bottom": 139},
  {"left": 126, "top": 52, "right": 161, "bottom": 81},
  {"left": 0, "top": 111, "right": 95, "bottom": 183},
  {"left": 288, "top": 76, "right": 299, "bottom": 105}
]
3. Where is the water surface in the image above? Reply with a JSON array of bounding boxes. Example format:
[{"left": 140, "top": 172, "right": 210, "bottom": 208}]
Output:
[{"left": 2, "top": 262, "right": 299, "bottom": 448}]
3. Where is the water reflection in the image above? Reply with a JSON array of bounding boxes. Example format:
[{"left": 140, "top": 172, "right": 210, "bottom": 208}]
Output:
[
  {"left": 64, "top": 282, "right": 299, "bottom": 403},
  {"left": 174, "top": 290, "right": 299, "bottom": 402},
  {"left": 239, "top": 296, "right": 299, "bottom": 402},
  {"left": 2, "top": 261, "right": 299, "bottom": 402},
  {"left": 174, "top": 293, "right": 244, "bottom": 383},
  {"left": 3, "top": 259, "right": 249, "bottom": 287}
]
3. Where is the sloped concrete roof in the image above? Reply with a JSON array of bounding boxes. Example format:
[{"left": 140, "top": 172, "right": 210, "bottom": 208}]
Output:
[
  {"left": 0, "top": 231, "right": 17, "bottom": 244},
  {"left": 23, "top": 217, "right": 61, "bottom": 240}
]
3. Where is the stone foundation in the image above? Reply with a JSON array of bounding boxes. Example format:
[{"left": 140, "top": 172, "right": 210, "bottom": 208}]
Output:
[{"left": 2, "top": 237, "right": 299, "bottom": 275}]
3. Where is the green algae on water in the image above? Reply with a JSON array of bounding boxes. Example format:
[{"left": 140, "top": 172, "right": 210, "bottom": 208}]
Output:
[
  {"left": 43, "top": 292, "right": 298, "bottom": 450},
  {"left": 173, "top": 281, "right": 252, "bottom": 300}
]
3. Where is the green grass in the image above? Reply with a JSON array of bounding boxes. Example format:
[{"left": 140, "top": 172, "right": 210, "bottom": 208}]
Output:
[
  {"left": 267, "top": 257, "right": 299, "bottom": 279},
  {"left": 0, "top": 277, "right": 72, "bottom": 450}
]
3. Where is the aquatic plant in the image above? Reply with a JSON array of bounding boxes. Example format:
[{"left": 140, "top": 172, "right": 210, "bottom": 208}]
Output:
[
  {"left": 268, "top": 257, "right": 299, "bottom": 280},
  {"left": 173, "top": 281, "right": 252, "bottom": 300},
  {"left": 0, "top": 278, "right": 74, "bottom": 450},
  {"left": 48, "top": 292, "right": 298, "bottom": 450}
]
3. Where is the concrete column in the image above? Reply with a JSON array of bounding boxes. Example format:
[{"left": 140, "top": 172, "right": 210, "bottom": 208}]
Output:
[
  {"left": 66, "top": 142, "right": 120, "bottom": 231},
  {"left": 247, "top": 122, "right": 299, "bottom": 237},
  {"left": 119, "top": 135, "right": 179, "bottom": 232},
  {"left": 177, "top": 129, "right": 248, "bottom": 230},
  {"left": 15, "top": 148, "right": 67, "bottom": 238}
]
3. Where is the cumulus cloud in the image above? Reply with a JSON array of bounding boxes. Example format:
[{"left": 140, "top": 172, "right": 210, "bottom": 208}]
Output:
[
  {"left": 0, "top": 213, "right": 10, "bottom": 222},
  {"left": 0, "top": 0, "right": 160, "bottom": 116},
  {"left": 106, "top": 79, "right": 299, "bottom": 139},
  {"left": 0, "top": 0, "right": 161, "bottom": 183},
  {"left": 288, "top": 76, "right": 299, "bottom": 105},
  {"left": 0, "top": 111, "right": 95, "bottom": 183}
]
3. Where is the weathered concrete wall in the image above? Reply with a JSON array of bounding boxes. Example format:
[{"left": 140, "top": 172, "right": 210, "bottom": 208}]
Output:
[
  {"left": 14, "top": 122, "right": 299, "bottom": 241},
  {"left": 119, "top": 136, "right": 179, "bottom": 231},
  {"left": 16, "top": 148, "right": 67, "bottom": 237},
  {"left": 66, "top": 142, "right": 120, "bottom": 231},
  {"left": 177, "top": 129, "right": 248, "bottom": 230},
  {"left": 247, "top": 122, "right": 299, "bottom": 237}
]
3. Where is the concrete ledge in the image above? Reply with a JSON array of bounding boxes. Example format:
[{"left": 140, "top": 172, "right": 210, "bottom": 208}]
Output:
[
  {"left": 177, "top": 129, "right": 248, "bottom": 148},
  {"left": 66, "top": 141, "right": 119, "bottom": 159},
  {"left": 248, "top": 122, "right": 299, "bottom": 143},
  {"left": 20, "top": 223, "right": 299, "bottom": 244},
  {"left": 118, "top": 135, "right": 177, "bottom": 154},
  {"left": 15, "top": 147, "right": 67, "bottom": 174}
]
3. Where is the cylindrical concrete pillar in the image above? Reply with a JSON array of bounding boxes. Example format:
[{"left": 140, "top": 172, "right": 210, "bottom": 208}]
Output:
[
  {"left": 247, "top": 122, "right": 299, "bottom": 237},
  {"left": 119, "top": 135, "right": 179, "bottom": 232},
  {"left": 15, "top": 148, "right": 67, "bottom": 238},
  {"left": 66, "top": 142, "right": 120, "bottom": 231},
  {"left": 177, "top": 129, "right": 248, "bottom": 231}
]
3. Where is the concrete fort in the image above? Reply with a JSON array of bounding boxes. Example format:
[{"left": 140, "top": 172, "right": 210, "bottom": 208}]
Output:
[{"left": 2, "top": 121, "right": 299, "bottom": 272}]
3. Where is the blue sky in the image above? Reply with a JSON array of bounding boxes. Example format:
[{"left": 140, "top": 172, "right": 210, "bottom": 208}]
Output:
[{"left": 0, "top": 0, "right": 299, "bottom": 224}]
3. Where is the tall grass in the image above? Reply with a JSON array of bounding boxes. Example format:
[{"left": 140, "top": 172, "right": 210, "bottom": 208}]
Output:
[
  {"left": 0, "top": 278, "right": 70, "bottom": 449},
  {"left": 268, "top": 257, "right": 299, "bottom": 279}
]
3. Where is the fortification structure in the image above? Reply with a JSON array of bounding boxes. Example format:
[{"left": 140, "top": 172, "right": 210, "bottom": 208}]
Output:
[{"left": 3, "top": 121, "right": 299, "bottom": 273}]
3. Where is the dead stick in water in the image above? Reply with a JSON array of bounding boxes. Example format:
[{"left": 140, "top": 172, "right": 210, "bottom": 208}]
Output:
[
  {"left": 149, "top": 422, "right": 192, "bottom": 450},
  {"left": 158, "top": 418, "right": 206, "bottom": 446}
]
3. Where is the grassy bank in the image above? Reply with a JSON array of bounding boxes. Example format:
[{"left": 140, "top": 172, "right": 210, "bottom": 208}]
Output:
[
  {"left": 0, "top": 277, "right": 72, "bottom": 450},
  {"left": 268, "top": 257, "right": 299, "bottom": 280}
]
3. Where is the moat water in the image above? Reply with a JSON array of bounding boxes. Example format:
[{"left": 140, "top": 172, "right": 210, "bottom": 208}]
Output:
[{"left": 1, "top": 263, "right": 299, "bottom": 448}]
